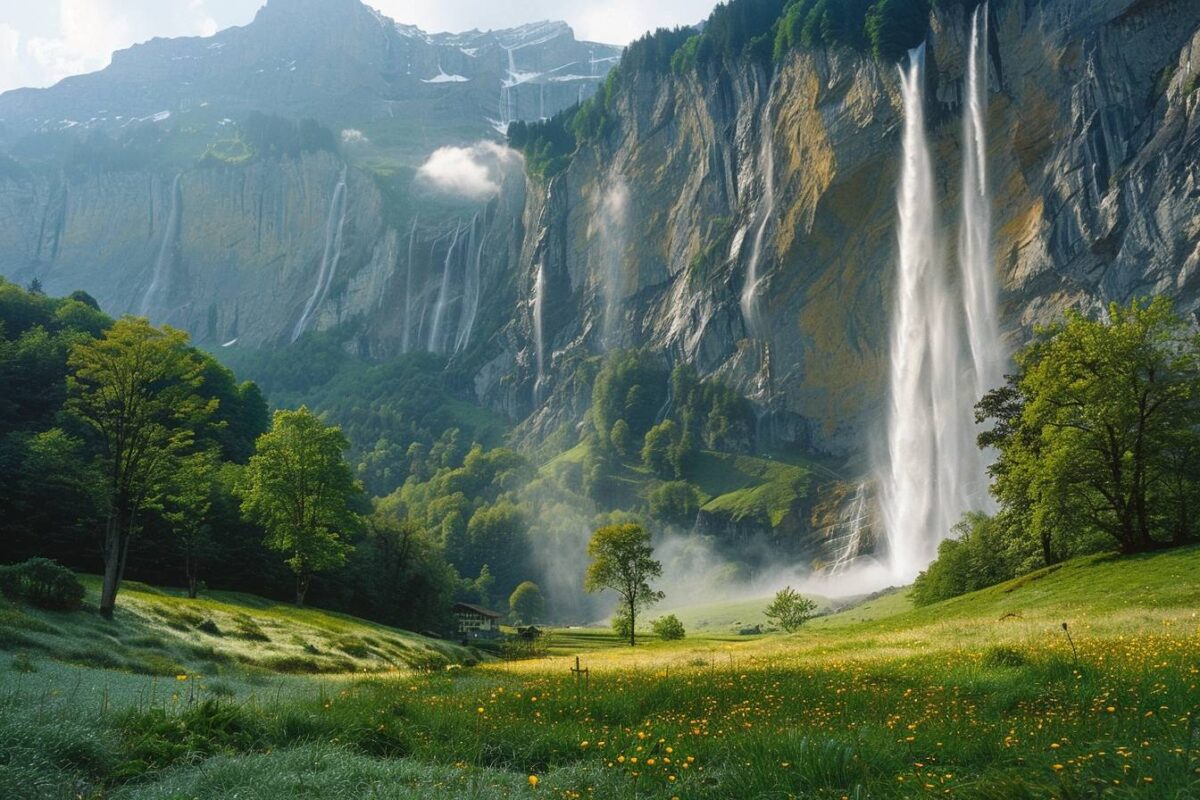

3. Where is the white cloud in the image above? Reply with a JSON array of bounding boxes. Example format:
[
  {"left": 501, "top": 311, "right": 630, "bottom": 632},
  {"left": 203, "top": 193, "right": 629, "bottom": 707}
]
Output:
[
  {"left": 341, "top": 128, "right": 369, "bottom": 144},
  {"left": 416, "top": 141, "right": 521, "bottom": 200}
]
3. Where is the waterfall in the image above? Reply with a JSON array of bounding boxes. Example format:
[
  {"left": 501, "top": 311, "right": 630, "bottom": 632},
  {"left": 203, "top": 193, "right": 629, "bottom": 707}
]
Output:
[
  {"left": 741, "top": 78, "right": 777, "bottom": 335},
  {"left": 139, "top": 173, "right": 183, "bottom": 318},
  {"left": 455, "top": 214, "right": 485, "bottom": 354},
  {"left": 599, "top": 181, "right": 629, "bottom": 350},
  {"left": 879, "top": 28, "right": 1000, "bottom": 584},
  {"left": 961, "top": 4, "right": 1004, "bottom": 400},
  {"left": 829, "top": 484, "right": 872, "bottom": 575},
  {"left": 292, "top": 166, "right": 349, "bottom": 342},
  {"left": 402, "top": 215, "right": 418, "bottom": 354},
  {"left": 533, "top": 261, "right": 546, "bottom": 403},
  {"left": 428, "top": 220, "right": 461, "bottom": 353}
]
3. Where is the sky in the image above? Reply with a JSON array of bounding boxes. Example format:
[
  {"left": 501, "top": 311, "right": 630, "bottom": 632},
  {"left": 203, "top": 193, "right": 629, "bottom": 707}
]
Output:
[{"left": 0, "top": 0, "right": 718, "bottom": 94}]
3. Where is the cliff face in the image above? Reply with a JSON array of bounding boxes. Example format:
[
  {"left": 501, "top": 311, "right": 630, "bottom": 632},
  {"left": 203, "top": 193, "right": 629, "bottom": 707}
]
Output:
[{"left": 492, "top": 0, "right": 1200, "bottom": 460}]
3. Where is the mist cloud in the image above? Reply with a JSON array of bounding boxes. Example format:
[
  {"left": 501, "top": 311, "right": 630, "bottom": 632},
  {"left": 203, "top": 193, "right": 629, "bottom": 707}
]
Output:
[{"left": 416, "top": 141, "right": 521, "bottom": 201}]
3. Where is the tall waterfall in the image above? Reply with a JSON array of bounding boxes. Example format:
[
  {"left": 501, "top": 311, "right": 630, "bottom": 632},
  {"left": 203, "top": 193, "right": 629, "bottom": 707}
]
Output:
[
  {"left": 533, "top": 261, "right": 546, "bottom": 402},
  {"left": 292, "top": 166, "right": 348, "bottom": 342},
  {"left": 741, "top": 78, "right": 777, "bottom": 334},
  {"left": 880, "top": 43, "right": 993, "bottom": 583},
  {"left": 139, "top": 173, "right": 183, "bottom": 318},
  {"left": 428, "top": 220, "right": 462, "bottom": 353},
  {"left": 961, "top": 5, "right": 1004, "bottom": 400}
]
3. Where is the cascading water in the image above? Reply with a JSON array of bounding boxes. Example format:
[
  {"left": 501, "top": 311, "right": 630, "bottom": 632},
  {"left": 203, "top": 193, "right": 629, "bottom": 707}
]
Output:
[
  {"left": 428, "top": 220, "right": 461, "bottom": 353},
  {"left": 455, "top": 214, "right": 485, "bottom": 354},
  {"left": 402, "top": 215, "right": 418, "bottom": 354},
  {"left": 880, "top": 45, "right": 982, "bottom": 583},
  {"left": 961, "top": 4, "right": 1004, "bottom": 400},
  {"left": 741, "top": 78, "right": 777, "bottom": 335},
  {"left": 879, "top": 14, "right": 1001, "bottom": 585},
  {"left": 292, "top": 166, "right": 348, "bottom": 342},
  {"left": 828, "top": 483, "right": 872, "bottom": 575},
  {"left": 598, "top": 181, "right": 629, "bottom": 350},
  {"left": 139, "top": 173, "right": 183, "bottom": 318},
  {"left": 533, "top": 261, "right": 546, "bottom": 403}
]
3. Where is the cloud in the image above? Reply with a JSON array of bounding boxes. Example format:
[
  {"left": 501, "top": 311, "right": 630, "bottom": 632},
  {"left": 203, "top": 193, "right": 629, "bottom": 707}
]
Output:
[
  {"left": 416, "top": 141, "right": 521, "bottom": 200},
  {"left": 341, "top": 128, "right": 369, "bottom": 145}
]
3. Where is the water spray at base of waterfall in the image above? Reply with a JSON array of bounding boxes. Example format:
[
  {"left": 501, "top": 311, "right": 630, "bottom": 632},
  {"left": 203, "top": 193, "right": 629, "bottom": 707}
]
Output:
[{"left": 292, "top": 166, "right": 349, "bottom": 342}]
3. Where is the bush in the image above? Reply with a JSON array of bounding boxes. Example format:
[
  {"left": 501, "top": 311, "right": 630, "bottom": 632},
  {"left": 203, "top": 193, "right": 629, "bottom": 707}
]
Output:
[
  {"left": 764, "top": 587, "right": 817, "bottom": 632},
  {"left": 652, "top": 614, "right": 686, "bottom": 640},
  {"left": 648, "top": 481, "right": 701, "bottom": 526},
  {"left": 0, "top": 558, "right": 85, "bottom": 611},
  {"left": 911, "top": 513, "right": 1018, "bottom": 606}
]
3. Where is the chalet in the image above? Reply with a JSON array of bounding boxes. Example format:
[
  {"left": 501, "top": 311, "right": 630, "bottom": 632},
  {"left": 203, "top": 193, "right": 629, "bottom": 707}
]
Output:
[{"left": 453, "top": 602, "right": 504, "bottom": 639}]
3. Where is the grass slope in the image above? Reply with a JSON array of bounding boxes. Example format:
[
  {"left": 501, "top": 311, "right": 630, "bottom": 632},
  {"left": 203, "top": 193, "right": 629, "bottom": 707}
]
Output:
[
  {"left": 3, "top": 547, "right": 1199, "bottom": 798},
  {"left": 0, "top": 577, "right": 473, "bottom": 681}
]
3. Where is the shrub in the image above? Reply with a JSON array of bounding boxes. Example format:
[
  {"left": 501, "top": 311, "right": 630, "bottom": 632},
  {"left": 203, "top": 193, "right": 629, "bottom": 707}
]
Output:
[
  {"left": 0, "top": 558, "right": 85, "bottom": 611},
  {"left": 648, "top": 481, "right": 701, "bottom": 526},
  {"left": 911, "top": 513, "right": 1019, "bottom": 606},
  {"left": 764, "top": 587, "right": 817, "bottom": 632},
  {"left": 652, "top": 614, "right": 686, "bottom": 640}
]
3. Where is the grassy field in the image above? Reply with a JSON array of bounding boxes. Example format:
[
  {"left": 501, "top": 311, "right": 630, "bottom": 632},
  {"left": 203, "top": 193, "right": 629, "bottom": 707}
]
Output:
[{"left": 3, "top": 547, "right": 1199, "bottom": 798}]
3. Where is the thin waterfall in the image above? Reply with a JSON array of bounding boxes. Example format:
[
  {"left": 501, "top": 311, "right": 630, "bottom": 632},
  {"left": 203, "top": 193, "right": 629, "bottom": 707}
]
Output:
[
  {"left": 961, "top": 3, "right": 1004, "bottom": 401},
  {"left": 292, "top": 165, "right": 348, "bottom": 342},
  {"left": 829, "top": 483, "right": 872, "bottom": 575},
  {"left": 599, "top": 180, "right": 628, "bottom": 350},
  {"left": 533, "top": 261, "right": 546, "bottom": 403},
  {"left": 139, "top": 173, "right": 183, "bottom": 318},
  {"left": 742, "top": 77, "right": 777, "bottom": 335},
  {"left": 402, "top": 215, "right": 418, "bottom": 354},
  {"left": 455, "top": 214, "right": 485, "bottom": 354},
  {"left": 428, "top": 220, "right": 461, "bottom": 353}
]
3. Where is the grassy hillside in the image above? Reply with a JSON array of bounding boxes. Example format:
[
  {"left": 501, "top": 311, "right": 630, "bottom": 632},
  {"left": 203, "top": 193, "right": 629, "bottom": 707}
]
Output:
[
  {"left": 3, "top": 547, "right": 1198, "bottom": 798},
  {"left": 0, "top": 577, "right": 473, "bottom": 682},
  {"left": 544, "top": 442, "right": 818, "bottom": 534}
]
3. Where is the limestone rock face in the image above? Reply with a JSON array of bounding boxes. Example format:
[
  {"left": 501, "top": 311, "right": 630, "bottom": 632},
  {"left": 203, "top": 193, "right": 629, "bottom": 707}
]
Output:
[{"left": 495, "top": 0, "right": 1200, "bottom": 460}]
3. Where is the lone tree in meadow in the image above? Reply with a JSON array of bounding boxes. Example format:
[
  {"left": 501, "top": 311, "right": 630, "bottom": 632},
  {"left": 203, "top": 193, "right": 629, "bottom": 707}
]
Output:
[
  {"left": 239, "top": 407, "right": 360, "bottom": 606},
  {"left": 584, "top": 523, "right": 663, "bottom": 646},
  {"left": 764, "top": 587, "right": 817, "bottom": 632},
  {"left": 67, "top": 318, "right": 215, "bottom": 618},
  {"left": 509, "top": 580, "right": 545, "bottom": 624}
]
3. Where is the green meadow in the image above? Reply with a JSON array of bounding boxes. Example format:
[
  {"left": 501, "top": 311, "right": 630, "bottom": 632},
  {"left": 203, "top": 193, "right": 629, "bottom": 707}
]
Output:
[{"left": 3, "top": 546, "right": 1198, "bottom": 799}]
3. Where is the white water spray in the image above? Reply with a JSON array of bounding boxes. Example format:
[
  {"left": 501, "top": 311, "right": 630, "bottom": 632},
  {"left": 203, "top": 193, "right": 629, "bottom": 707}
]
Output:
[
  {"left": 139, "top": 173, "right": 182, "bottom": 318},
  {"left": 961, "top": 4, "right": 1004, "bottom": 400},
  {"left": 742, "top": 79, "right": 777, "bottom": 334},
  {"left": 292, "top": 166, "right": 348, "bottom": 342}
]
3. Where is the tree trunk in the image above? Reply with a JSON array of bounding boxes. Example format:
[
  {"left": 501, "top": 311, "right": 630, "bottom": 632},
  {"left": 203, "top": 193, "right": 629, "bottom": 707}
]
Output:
[
  {"left": 99, "top": 512, "right": 122, "bottom": 619},
  {"left": 186, "top": 554, "right": 198, "bottom": 599},
  {"left": 1040, "top": 529, "right": 1056, "bottom": 567},
  {"left": 296, "top": 573, "right": 310, "bottom": 607},
  {"left": 628, "top": 596, "right": 636, "bottom": 647}
]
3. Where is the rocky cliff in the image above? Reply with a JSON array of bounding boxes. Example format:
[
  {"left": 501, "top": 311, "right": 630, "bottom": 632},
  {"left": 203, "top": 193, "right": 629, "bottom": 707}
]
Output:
[
  {"left": 491, "top": 0, "right": 1200, "bottom": 464},
  {"left": 0, "top": 0, "right": 617, "bottom": 352}
]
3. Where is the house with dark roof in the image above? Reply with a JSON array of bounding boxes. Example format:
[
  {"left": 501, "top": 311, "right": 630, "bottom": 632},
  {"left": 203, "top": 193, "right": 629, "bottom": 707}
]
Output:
[{"left": 453, "top": 602, "right": 504, "bottom": 639}]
